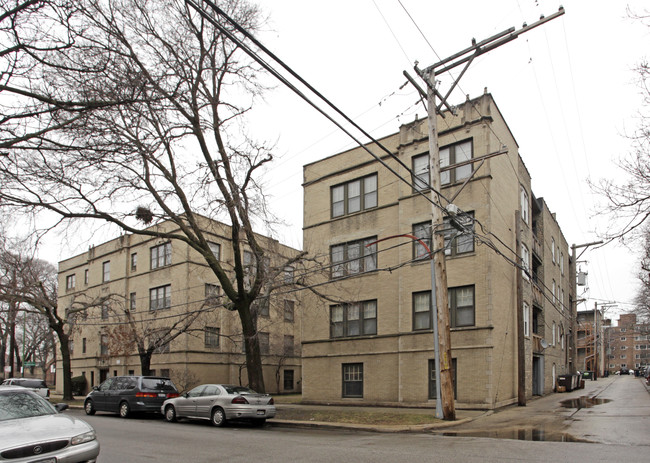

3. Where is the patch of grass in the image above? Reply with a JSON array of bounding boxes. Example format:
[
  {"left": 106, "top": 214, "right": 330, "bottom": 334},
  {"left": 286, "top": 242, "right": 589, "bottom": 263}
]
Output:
[{"left": 276, "top": 408, "right": 439, "bottom": 426}]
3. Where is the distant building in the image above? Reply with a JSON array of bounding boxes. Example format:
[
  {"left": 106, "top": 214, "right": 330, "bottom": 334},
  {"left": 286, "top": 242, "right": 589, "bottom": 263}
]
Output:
[
  {"left": 56, "top": 217, "right": 302, "bottom": 394},
  {"left": 605, "top": 313, "right": 650, "bottom": 373},
  {"left": 576, "top": 309, "right": 607, "bottom": 376},
  {"left": 301, "top": 91, "right": 576, "bottom": 410}
]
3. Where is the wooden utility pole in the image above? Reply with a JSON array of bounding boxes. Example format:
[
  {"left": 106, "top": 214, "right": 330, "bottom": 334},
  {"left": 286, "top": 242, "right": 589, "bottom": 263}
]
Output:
[
  {"left": 409, "top": 7, "right": 565, "bottom": 421},
  {"left": 516, "top": 211, "right": 526, "bottom": 405}
]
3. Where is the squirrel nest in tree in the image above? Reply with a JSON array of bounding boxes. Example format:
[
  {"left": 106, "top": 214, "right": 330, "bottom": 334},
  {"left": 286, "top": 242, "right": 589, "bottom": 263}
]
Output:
[{"left": 135, "top": 206, "right": 154, "bottom": 224}]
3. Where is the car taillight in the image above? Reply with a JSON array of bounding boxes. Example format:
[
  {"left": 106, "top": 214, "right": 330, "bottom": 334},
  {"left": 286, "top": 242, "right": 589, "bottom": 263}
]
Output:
[
  {"left": 46, "top": 389, "right": 50, "bottom": 398},
  {"left": 167, "top": 393, "right": 179, "bottom": 398},
  {"left": 269, "top": 398, "right": 274, "bottom": 405},
  {"left": 136, "top": 392, "right": 157, "bottom": 398},
  {"left": 231, "top": 396, "right": 249, "bottom": 404}
]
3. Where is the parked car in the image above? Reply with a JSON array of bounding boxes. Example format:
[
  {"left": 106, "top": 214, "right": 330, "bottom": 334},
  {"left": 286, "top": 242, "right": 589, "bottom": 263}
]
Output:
[
  {"left": 161, "top": 384, "right": 276, "bottom": 427},
  {"left": 0, "top": 385, "right": 99, "bottom": 462},
  {"left": 1, "top": 377, "right": 50, "bottom": 400},
  {"left": 84, "top": 375, "right": 179, "bottom": 418}
]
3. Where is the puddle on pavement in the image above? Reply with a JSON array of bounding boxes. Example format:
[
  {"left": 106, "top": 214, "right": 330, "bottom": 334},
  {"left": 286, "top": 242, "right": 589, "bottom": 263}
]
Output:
[
  {"left": 559, "top": 396, "right": 611, "bottom": 409},
  {"left": 434, "top": 428, "right": 587, "bottom": 442}
]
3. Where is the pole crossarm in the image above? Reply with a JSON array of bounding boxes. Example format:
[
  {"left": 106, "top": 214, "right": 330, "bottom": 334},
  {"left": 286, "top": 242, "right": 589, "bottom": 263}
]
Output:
[{"left": 424, "top": 7, "right": 565, "bottom": 76}]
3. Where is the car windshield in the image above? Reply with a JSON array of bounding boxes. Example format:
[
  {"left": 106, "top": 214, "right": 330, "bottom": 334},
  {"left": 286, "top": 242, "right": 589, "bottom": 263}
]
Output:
[
  {"left": 0, "top": 391, "right": 56, "bottom": 421},
  {"left": 142, "top": 378, "right": 176, "bottom": 391},
  {"left": 223, "top": 385, "right": 256, "bottom": 395}
]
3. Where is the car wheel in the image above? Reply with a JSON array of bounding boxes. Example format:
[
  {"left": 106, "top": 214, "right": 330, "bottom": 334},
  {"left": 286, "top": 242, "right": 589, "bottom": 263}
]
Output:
[
  {"left": 252, "top": 418, "right": 266, "bottom": 427},
  {"left": 119, "top": 401, "right": 131, "bottom": 418},
  {"left": 165, "top": 405, "right": 177, "bottom": 423},
  {"left": 210, "top": 407, "right": 226, "bottom": 427},
  {"left": 84, "top": 400, "right": 96, "bottom": 416}
]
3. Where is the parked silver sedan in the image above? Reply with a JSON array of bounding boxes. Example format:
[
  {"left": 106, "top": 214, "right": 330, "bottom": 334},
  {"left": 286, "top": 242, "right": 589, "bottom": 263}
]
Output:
[
  {"left": 161, "top": 384, "right": 276, "bottom": 427},
  {"left": 0, "top": 385, "right": 99, "bottom": 462}
]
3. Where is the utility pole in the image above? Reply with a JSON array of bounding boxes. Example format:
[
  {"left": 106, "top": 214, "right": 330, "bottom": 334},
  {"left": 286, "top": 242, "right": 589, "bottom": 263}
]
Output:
[
  {"left": 407, "top": 7, "right": 565, "bottom": 420},
  {"left": 571, "top": 240, "right": 603, "bottom": 375}
]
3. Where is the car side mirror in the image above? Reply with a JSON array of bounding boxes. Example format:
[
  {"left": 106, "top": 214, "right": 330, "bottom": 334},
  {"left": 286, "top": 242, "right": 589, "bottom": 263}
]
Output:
[
  {"left": 55, "top": 403, "right": 69, "bottom": 412},
  {"left": 183, "top": 392, "right": 189, "bottom": 398},
  {"left": 93, "top": 386, "right": 99, "bottom": 391}
]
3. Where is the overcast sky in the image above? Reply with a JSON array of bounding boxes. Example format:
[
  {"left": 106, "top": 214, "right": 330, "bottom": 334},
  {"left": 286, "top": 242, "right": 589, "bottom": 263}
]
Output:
[
  {"left": 245, "top": 0, "right": 648, "bottom": 323},
  {"left": 39, "top": 1, "right": 648, "bottom": 324}
]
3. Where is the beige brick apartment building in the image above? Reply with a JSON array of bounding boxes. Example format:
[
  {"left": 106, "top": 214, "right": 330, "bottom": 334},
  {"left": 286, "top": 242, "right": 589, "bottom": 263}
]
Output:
[
  {"left": 56, "top": 217, "right": 302, "bottom": 394},
  {"left": 605, "top": 313, "right": 650, "bottom": 373},
  {"left": 301, "top": 92, "right": 576, "bottom": 409}
]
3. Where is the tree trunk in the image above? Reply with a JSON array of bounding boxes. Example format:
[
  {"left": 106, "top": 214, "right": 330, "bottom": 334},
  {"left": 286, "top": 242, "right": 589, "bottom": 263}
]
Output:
[
  {"left": 57, "top": 332, "right": 73, "bottom": 400},
  {"left": 139, "top": 351, "right": 152, "bottom": 376},
  {"left": 239, "top": 303, "right": 265, "bottom": 393}
]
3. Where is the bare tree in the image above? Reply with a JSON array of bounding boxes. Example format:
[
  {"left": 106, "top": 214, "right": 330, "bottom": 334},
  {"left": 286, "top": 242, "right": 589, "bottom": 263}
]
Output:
[
  {"left": 0, "top": 0, "right": 303, "bottom": 392},
  {"left": 633, "top": 226, "right": 650, "bottom": 322},
  {"left": 591, "top": 12, "right": 650, "bottom": 243},
  {"left": 0, "top": 248, "right": 85, "bottom": 399}
]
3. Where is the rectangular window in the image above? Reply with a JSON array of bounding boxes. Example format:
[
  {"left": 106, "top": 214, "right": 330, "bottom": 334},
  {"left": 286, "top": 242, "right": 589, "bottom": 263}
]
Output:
[
  {"left": 205, "top": 284, "right": 220, "bottom": 306},
  {"left": 153, "top": 333, "right": 170, "bottom": 354},
  {"left": 284, "top": 300, "right": 295, "bottom": 322},
  {"left": 204, "top": 326, "right": 220, "bottom": 348},
  {"left": 342, "top": 363, "right": 363, "bottom": 398},
  {"left": 413, "top": 291, "right": 432, "bottom": 331},
  {"left": 449, "top": 285, "right": 475, "bottom": 328},
  {"left": 283, "top": 370, "right": 294, "bottom": 390},
  {"left": 283, "top": 266, "right": 295, "bottom": 283},
  {"left": 523, "top": 302, "right": 530, "bottom": 337},
  {"left": 84, "top": 269, "right": 89, "bottom": 285},
  {"left": 100, "top": 334, "right": 108, "bottom": 356},
  {"left": 521, "top": 244, "right": 530, "bottom": 281},
  {"left": 331, "top": 174, "right": 377, "bottom": 218},
  {"left": 150, "top": 285, "right": 171, "bottom": 311},
  {"left": 151, "top": 243, "right": 172, "bottom": 269},
  {"left": 442, "top": 212, "right": 475, "bottom": 256},
  {"left": 440, "top": 139, "right": 473, "bottom": 185},
  {"left": 412, "top": 153, "right": 430, "bottom": 192},
  {"left": 330, "top": 300, "right": 377, "bottom": 338},
  {"left": 283, "top": 335, "right": 294, "bottom": 356},
  {"left": 129, "top": 292, "right": 136, "bottom": 311},
  {"left": 208, "top": 242, "right": 221, "bottom": 261},
  {"left": 101, "top": 304, "right": 109, "bottom": 320},
  {"left": 66, "top": 274, "right": 76, "bottom": 290},
  {"left": 259, "top": 332, "right": 270, "bottom": 355},
  {"left": 102, "top": 261, "right": 110, "bottom": 282},
  {"left": 82, "top": 338, "right": 87, "bottom": 354},
  {"left": 551, "top": 237, "right": 556, "bottom": 264},
  {"left": 520, "top": 186, "right": 529, "bottom": 224},
  {"left": 330, "top": 237, "right": 377, "bottom": 279},
  {"left": 131, "top": 253, "right": 137, "bottom": 271},
  {"left": 413, "top": 222, "right": 432, "bottom": 260}
]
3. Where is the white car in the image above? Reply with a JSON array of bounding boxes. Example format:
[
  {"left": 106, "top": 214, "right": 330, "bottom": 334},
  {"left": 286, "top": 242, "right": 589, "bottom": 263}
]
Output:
[
  {"left": 161, "top": 384, "right": 276, "bottom": 427},
  {"left": 1, "top": 377, "right": 50, "bottom": 400},
  {"left": 0, "top": 385, "right": 100, "bottom": 462}
]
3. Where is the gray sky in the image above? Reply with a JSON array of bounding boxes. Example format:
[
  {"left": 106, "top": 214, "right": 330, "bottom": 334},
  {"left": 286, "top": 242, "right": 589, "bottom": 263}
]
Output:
[
  {"left": 245, "top": 0, "right": 648, "bottom": 323},
  {"left": 38, "top": 1, "right": 647, "bottom": 324}
]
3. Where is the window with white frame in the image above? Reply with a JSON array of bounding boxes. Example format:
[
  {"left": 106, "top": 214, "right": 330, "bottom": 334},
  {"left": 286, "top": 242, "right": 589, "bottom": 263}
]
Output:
[
  {"left": 413, "top": 291, "right": 432, "bottom": 331},
  {"left": 520, "top": 186, "right": 529, "bottom": 224},
  {"left": 284, "top": 300, "right": 295, "bottom": 322},
  {"left": 523, "top": 302, "right": 530, "bottom": 337},
  {"left": 552, "top": 321, "right": 557, "bottom": 345},
  {"left": 521, "top": 244, "right": 530, "bottom": 281},
  {"left": 441, "top": 213, "right": 475, "bottom": 256},
  {"left": 560, "top": 252, "right": 564, "bottom": 275},
  {"left": 66, "top": 274, "right": 76, "bottom": 290},
  {"left": 205, "top": 284, "right": 220, "bottom": 306},
  {"left": 413, "top": 222, "right": 433, "bottom": 260},
  {"left": 551, "top": 237, "right": 556, "bottom": 263},
  {"left": 412, "top": 153, "right": 430, "bottom": 192},
  {"left": 331, "top": 174, "right": 378, "bottom": 218},
  {"left": 552, "top": 280, "right": 556, "bottom": 304},
  {"left": 151, "top": 242, "right": 172, "bottom": 269},
  {"left": 331, "top": 237, "right": 377, "bottom": 279}
]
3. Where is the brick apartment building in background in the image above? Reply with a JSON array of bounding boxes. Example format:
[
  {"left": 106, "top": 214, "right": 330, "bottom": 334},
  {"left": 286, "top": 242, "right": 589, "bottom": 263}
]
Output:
[
  {"left": 56, "top": 217, "right": 302, "bottom": 394},
  {"left": 301, "top": 91, "right": 576, "bottom": 410},
  {"left": 605, "top": 313, "right": 650, "bottom": 373}
]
